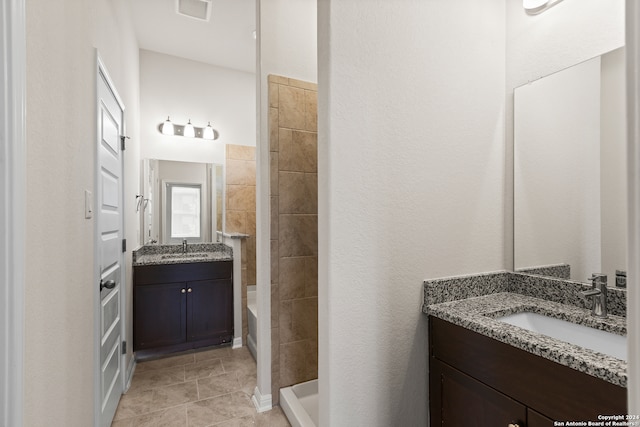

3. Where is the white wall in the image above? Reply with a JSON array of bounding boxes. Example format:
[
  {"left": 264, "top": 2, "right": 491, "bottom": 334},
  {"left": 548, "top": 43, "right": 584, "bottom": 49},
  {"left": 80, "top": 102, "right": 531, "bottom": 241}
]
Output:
[
  {"left": 506, "top": 0, "right": 625, "bottom": 270},
  {"left": 255, "top": 0, "right": 317, "bottom": 406},
  {"left": 139, "top": 49, "right": 255, "bottom": 165},
  {"left": 318, "top": 1, "right": 505, "bottom": 425},
  {"left": 24, "top": 0, "right": 140, "bottom": 425}
]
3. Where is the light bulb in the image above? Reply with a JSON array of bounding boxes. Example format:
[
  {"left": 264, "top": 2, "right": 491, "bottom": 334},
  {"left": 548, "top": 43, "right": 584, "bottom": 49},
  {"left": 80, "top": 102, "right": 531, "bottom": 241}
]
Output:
[
  {"left": 184, "top": 119, "right": 195, "bottom": 138},
  {"left": 203, "top": 122, "right": 215, "bottom": 140},
  {"left": 161, "top": 116, "right": 174, "bottom": 135}
]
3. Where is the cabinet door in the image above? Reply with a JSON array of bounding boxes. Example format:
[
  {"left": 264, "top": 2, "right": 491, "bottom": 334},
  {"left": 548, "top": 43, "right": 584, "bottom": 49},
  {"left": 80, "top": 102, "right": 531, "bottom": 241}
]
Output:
[
  {"left": 528, "top": 409, "right": 555, "bottom": 427},
  {"left": 187, "top": 279, "right": 233, "bottom": 343},
  {"left": 134, "top": 282, "right": 186, "bottom": 350},
  {"left": 431, "top": 358, "right": 526, "bottom": 427}
]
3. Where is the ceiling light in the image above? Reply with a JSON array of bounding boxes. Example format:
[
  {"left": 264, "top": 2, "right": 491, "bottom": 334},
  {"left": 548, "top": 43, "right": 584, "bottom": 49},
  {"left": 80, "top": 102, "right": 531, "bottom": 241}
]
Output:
[
  {"left": 184, "top": 119, "right": 195, "bottom": 138},
  {"left": 161, "top": 116, "right": 174, "bottom": 135}
]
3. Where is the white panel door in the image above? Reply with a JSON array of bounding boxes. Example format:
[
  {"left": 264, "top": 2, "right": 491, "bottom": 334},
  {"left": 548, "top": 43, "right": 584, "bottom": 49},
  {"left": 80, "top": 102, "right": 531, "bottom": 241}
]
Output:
[{"left": 97, "top": 63, "right": 124, "bottom": 427}]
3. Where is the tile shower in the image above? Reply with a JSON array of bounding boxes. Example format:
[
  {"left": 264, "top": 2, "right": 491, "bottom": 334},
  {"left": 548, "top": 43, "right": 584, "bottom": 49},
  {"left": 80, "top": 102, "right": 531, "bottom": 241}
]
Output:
[{"left": 269, "top": 75, "right": 319, "bottom": 403}]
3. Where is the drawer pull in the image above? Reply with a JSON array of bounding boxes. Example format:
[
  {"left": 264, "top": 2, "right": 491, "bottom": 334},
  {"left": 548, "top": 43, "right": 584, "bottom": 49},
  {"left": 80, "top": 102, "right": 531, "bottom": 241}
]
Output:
[{"left": 508, "top": 424, "right": 520, "bottom": 427}]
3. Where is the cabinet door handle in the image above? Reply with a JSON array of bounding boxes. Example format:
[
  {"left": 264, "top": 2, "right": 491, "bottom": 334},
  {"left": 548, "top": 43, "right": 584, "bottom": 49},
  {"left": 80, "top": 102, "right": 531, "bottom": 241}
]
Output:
[
  {"left": 508, "top": 424, "right": 520, "bottom": 427},
  {"left": 187, "top": 288, "right": 193, "bottom": 293},
  {"left": 181, "top": 288, "right": 186, "bottom": 294}
]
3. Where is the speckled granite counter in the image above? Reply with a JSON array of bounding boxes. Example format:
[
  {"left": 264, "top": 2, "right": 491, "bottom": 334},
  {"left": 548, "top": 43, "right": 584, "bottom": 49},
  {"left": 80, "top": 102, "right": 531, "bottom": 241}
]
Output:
[
  {"left": 133, "top": 243, "right": 233, "bottom": 266},
  {"left": 423, "top": 271, "right": 627, "bottom": 387}
]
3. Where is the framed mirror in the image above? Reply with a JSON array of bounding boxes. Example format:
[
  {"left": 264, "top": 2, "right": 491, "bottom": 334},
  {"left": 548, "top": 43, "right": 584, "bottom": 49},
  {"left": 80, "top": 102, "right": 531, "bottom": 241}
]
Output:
[
  {"left": 142, "top": 159, "right": 224, "bottom": 244},
  {"left": 514, "top": 47, "right": 626, "bottom": 284}
]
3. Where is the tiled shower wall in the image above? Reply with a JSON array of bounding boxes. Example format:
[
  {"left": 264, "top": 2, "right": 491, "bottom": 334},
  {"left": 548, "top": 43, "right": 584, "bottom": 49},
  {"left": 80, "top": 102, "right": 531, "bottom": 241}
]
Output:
[
  {"left": 225, "top": 144, "right": 257, "bottom": 343},
  {"left": 269, "top": 75, "right": 318, "bottom": 402}
]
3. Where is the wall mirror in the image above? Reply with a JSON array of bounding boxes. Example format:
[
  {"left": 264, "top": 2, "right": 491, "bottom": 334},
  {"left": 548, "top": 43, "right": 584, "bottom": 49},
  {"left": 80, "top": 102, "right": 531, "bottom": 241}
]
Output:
[
  {"left": 142, "top": 159, "right": 223, "bottom": 244},
  {"left": 514, "top": 47, "right": 626, "bottom": 284}
]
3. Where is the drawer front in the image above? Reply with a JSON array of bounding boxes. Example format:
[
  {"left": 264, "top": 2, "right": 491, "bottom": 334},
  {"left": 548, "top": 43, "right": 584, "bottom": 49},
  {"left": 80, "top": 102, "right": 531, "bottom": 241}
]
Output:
[{"left": 134, "top": 260, "right": 232, "bottom": 285}]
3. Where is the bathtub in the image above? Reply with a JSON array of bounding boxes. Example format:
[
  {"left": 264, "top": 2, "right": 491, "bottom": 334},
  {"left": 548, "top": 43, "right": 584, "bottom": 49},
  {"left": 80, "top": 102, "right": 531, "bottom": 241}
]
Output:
[
  {"left": 247, "top": 287, "right": 257, "bottom": 360},
  {"left": 280, "top": 379, "right": 318, "bottom": 427}
]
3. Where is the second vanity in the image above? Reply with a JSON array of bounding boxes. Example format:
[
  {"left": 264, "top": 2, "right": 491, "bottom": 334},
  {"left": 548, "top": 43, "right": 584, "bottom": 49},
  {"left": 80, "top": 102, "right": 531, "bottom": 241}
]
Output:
[
  {"left": 423, "top": 272, "right": 627, "bottom": 426},
  {"left": 133, "top": 243, "right": 234, "bottom": 356}
]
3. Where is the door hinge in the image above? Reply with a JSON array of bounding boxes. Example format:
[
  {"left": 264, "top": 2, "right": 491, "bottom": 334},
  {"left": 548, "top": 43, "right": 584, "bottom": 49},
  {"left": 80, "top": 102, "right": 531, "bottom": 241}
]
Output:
[
  {"left": 122, "top": 238, "right": 127, "bottom": 252},
  {"left": 120, "top": 135, "right": 130, "bottom": 151},
  {"left": 122, "top": 341, "right": 127, "bottom": 354}
]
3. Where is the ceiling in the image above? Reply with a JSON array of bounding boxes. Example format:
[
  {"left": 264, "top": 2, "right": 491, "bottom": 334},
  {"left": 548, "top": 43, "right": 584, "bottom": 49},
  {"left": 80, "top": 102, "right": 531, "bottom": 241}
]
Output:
[{"left": 129, "top": 0, "right": 256, "bottom": 74}]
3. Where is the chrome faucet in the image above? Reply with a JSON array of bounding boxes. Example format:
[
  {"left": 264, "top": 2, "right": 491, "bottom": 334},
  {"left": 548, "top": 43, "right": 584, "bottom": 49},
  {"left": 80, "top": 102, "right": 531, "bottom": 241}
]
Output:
[
  {"left": 182, "top": 239, "right": 187, "bottom": 254},
  {"left": 581, "top": 273, "right": 608, "bottom": 318}
]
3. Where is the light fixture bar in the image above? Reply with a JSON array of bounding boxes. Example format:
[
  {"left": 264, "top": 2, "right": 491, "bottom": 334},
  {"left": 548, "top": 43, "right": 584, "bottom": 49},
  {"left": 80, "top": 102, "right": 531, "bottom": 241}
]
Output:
[
  {"left": 523, "top": 0, "right": 565, "bottom": 15},
  {"left": 157, "top": 119, "right": 219, "bottom": 140}
]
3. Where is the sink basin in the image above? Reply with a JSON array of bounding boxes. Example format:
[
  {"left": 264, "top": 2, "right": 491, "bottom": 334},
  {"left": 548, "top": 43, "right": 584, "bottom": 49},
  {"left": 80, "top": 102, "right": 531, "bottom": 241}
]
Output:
[
  {"left": 161, "top": 253, "right": 209, "bottom": 260},
  {"left": 497, "top": 312, "right": 626, "bottom": 360}
]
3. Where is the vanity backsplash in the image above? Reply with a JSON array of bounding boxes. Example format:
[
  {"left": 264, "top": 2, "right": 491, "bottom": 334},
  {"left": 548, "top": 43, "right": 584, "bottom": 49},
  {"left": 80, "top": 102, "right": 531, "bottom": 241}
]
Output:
[{"left": 423, "top": 270, "right": 626, "bottom": 317}]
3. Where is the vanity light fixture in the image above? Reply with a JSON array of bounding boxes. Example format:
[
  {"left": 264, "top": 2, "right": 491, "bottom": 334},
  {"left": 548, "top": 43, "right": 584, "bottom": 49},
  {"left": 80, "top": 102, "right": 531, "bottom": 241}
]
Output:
[
  {"left": 158, "top": 117, "right": 219, "bottom": 140},
  {"left": 202, "top": 122, "right": 214, "bottom": 140},
  {"left": 523, "top": 0, "right": 565, "bottom": 15},
  {"left": 184, "top": 119, "right": 195, "bottom": 138},
  {"left": 161, "top": 116, "right": 175, "bottom": 135}
]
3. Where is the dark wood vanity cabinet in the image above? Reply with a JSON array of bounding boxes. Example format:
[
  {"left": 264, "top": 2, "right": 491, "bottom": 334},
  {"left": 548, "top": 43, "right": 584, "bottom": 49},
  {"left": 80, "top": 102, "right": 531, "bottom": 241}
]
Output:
[
  {"left": 134, "top": 261, "right": 233, "bottom": 354},
  {"left": 429, "top": 316, "right": 626, "bottom": 426}
]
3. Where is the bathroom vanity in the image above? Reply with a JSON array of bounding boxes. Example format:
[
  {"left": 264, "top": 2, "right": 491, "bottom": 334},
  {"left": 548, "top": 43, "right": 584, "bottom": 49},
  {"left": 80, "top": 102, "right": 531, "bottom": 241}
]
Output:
[
  {"left": 133, "top": 244, "right": 233, "bottom": 356},
  {"left": 424, "top": 272, "right": 628, "bottom": 426}
]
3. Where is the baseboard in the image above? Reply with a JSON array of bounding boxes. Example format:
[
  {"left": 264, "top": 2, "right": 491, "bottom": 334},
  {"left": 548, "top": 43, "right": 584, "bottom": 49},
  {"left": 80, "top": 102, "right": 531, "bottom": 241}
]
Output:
[
  {"left": 252, "top": 385, "right": 273, "bottom": 413},
  {"left": 232, "top": 337, "right": 243, "bottom": 349},
  {"left": 124, "top": 357, "right": 136, "bottom": 392}
]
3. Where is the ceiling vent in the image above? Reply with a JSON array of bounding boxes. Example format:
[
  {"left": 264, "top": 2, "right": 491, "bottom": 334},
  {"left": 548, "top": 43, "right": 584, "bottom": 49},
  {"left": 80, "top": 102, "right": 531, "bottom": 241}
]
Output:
[{"left": 176, "top": 0, "right": 212, "bottom": 22}]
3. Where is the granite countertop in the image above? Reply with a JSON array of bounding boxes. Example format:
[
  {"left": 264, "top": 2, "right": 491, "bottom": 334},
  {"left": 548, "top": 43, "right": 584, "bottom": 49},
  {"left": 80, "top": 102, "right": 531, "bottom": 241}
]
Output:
[
  {"left": 424, "top": 291, "right": 627, "bottom": 387},
  {"left": 133, "top": 243, "right": 233, "bottom": 266}
]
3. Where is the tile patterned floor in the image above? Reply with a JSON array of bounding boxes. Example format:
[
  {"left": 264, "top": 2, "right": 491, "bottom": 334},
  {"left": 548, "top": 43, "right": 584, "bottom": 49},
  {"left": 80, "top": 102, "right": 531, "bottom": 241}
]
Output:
[{"left": 112, "top": 346, "right": 291, "bottom": 427}]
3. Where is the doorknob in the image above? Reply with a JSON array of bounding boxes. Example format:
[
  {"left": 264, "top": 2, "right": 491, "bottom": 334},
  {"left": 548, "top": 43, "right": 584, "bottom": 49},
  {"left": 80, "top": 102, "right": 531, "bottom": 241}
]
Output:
[{"left": 100, "top": 279, "right": 116, "bottom": 291}]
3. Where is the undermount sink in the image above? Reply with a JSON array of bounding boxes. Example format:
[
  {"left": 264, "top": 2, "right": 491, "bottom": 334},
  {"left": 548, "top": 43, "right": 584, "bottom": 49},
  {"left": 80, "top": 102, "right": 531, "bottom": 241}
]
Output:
[
  {"left": 161, "top": 252, "right": 209, "bottom": 260},
  {"left": 497, "top": 311, "right": 627, "bottom": 360}
]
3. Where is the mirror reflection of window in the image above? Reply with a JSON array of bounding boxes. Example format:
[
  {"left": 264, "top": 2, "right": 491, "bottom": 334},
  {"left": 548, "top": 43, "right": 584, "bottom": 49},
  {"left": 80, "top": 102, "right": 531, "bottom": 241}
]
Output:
[{"left": 167, "top": 183, "right": 201, "bottom": 241}]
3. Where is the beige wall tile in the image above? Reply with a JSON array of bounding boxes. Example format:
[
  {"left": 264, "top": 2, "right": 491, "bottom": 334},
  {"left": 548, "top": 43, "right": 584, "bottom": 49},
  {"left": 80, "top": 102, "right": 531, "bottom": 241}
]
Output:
[
  {"left": 304, "top": 256, "right": 318, "bottom": 298},
  {"left": 279, "top": 300, "right": 303, "bottom": 343},
  {"left": 226, "top": 159, "right": 256, "bottom": 186},
  {"left": 304, "top": 90, "right": 318, "bottom": 132},
  {"left": 227, "top": 145, "right": 256, "bottom": 161},
  {"left": 271, "top": 326, "right": 280, "bottom": 399},
  {"left": 305, "top": 339, "right": 318, "bottom": 380},
  {"left": 269, "top": 82, "right": 279, "bottom": 108},
  {"left": 278, "top": 172, "right": 317, "bottom": 215},
  {"left": 270, "top": 196, "right": 278, "bottom": 240},
  {"left": 227, "top": 185, "right": 256, "bottom": 212},
  {"left": 278, "top": 85, "right": 306, "bottom": 130},
  {"left": 269, "top": 108, "right": 279, "bottom": 152},
  {"left": 278, "top": 214, "right": 318, "bottom": 257},
  {"left": 246, "top": 237, "right": 256, "bottom": 286},
  {"left": 293, "top": 297, "right": 317, "bottom": 341},
  {"left": 279, "top": 257, "right": 306, "bottom": 300},
  {"left": 268, "top": 74, "right": 289, "bottom": 85},
  {"left": 246, "top": 212, "right": 256, "bottom": 236},
  {"left": 279, "top": 341, "right": 307, "bottom": 387},
  {"left": 269, "top": 152, "right": 278, "bottom": 196},
  {"left": 288, "top": 78, "right": 317, "bottom": 91},
  {"left": 292, "top": 131, "right": 317, "bottom": 173},
  {"left": 271, "top": 284, "right": 279, "bottom": 329},
  {"left": 225, "top": 210, "right": 246, "bottom": 234},
  {"left": 270, "top": 239, "right": 279, "bottom": 285}
]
